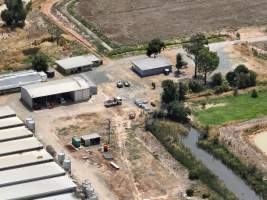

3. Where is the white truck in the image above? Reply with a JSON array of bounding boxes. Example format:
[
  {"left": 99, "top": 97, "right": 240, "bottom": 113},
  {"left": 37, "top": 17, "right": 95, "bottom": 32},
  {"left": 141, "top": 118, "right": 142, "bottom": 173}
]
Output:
[{"left": 104, "top": 97, "right": 122, "bottom": 107}]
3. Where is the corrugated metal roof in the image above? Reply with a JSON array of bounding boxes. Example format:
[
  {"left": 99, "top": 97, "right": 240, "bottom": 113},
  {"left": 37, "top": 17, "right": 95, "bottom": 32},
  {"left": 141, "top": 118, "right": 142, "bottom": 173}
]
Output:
[
  {"left": 0, "top": 162, "right": 65, "bottom": 187},
  {"left": 22, "top": 76, "right": 90, "bottom": 98},
  {"left": 0, "top": 117, "right": 24, "bottom": 130},
  {"left": 0, "top": 126, "right": 33, "bottom": 142},
  {"left": 0, "top": 70, "right": 47, "bottom": 91},
  {"left": 56, "top": 54, "right": 101, "bottom": 70},
  {"left": 0, "top": 106, "right": 16, "bottom": 119},
  {"left": 0, "top": 149, "right": 53, "bottom": 171},
  {"left": 132, "top": 56, "right": 172, "bottom": 71},
  {"left": 0, "top": 175, "right": 76, "bottom": 199},
  {"left": 81, "top": 133, "right": 101, "bottom": 140},
  {"left": 37, "top": 193, "right": 79, "bottom": 200},
  {"left": 0, "top": 137, "right": 43, "bottom": 157}
]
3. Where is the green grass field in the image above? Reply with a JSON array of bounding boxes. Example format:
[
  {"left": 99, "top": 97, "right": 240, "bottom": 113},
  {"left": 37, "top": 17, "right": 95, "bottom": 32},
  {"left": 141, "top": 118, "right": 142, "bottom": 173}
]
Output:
[{"left": 193, "top": 90, "right": 267, "bottom": 126}]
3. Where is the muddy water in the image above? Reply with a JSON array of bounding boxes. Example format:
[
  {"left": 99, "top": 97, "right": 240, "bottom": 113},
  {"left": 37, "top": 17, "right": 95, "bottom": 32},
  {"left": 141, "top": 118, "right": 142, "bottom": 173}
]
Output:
[{"left": 182, "top": 128, "right": 260, "bottom": 200}]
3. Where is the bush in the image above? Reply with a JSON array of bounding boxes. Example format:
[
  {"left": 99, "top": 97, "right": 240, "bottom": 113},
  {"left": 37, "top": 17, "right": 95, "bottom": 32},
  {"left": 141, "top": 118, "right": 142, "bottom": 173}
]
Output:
[
  {"left": 226, "top": 71, "right": 235, "bottom": 86},
  {"left": 189, "top": 170, "right": 199, "bottom": 180},
  {"left": 189, "top": 80, "right": 204, "bottom": 93},
  {"left": 251, "top": 89, "right": 258, "bottom": 98},
  {"left": 234, "top": 64, "right": 249, "bottom": 74},
  {"left": 202, "top": 193, "right": 210, "bottom": 199},
  {"left": 167, "top": 102, "right": 191, "bottom": 123},
  {"left": 226, "top": 65, "right": 257, "bottom": 89},
  {"left": 186, "top": 189, "right": 194, "bottom": 197},
  {"left": 214, "top": 81, "right": 229, "bottom": 94},
  {"left": 211, "top": 72, "right": 223, "bottom": 87}
]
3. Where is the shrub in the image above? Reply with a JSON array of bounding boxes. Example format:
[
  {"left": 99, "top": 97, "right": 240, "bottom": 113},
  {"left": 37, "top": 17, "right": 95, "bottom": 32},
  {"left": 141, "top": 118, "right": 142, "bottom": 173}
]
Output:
[
  {"left": 251, "top": 89, "right": 258, "bottom": 98},
  {"left": 226, "top": 65, "right": 257, "bottom": 89},
  {"left": 189, "top": 170, "right": 199, "bottom": 180},
  {"left": 167, "top": 102, "right": 191, "bottom": 123},
  {"left": 226, "top": 71, "right": 236, "bottom": 86},
  {"left": 211, "top": 72, "right": 223, "bottom": 87},
  {"left": 202, "top": 193, "right": 210, "bottom": 199},
  {"left": 214, "top": 81, "right": 229, "bottom": 94},
  {"left": 234, "top": 64, "right": 249, "bottom": 74},
  {"left": 189, "top": 80, "right": 204, "bottom": 93},
  {"left": 233, "top": 88, "right": 239, "bottom": 96},
  {"left": 186, "top": 189, "right": 194, "bottom": 197}
]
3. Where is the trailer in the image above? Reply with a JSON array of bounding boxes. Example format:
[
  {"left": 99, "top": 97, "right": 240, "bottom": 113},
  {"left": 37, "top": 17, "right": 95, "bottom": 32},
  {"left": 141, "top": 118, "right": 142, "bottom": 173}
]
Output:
[{"left": 104, "top": 97, "right": 122, "bottom": 107}]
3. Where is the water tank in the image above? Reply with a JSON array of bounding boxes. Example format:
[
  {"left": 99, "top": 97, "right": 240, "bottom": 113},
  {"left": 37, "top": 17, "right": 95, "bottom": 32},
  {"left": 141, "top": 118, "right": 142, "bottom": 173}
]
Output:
[
  {"left": 57, "top": 152, "right": 65, "bottom": 164},
  {"left": 63, "top": 158, "right": 71, "bottom": 172},
  {"left": 25, "top": 117, "right": 35, "bottom": 132}
]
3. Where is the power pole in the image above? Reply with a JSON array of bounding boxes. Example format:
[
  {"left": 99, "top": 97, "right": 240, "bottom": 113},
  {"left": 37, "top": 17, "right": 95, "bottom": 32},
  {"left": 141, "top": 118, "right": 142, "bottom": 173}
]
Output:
[{"left": 107, "top": 119, "right": 111, "bottom": 145}]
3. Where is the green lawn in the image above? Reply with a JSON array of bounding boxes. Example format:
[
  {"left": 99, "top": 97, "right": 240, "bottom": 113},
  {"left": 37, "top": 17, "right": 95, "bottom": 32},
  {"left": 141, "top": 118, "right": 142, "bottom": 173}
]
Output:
[{"left": 193, "top": 90, "right": 267, "bottom": 126}]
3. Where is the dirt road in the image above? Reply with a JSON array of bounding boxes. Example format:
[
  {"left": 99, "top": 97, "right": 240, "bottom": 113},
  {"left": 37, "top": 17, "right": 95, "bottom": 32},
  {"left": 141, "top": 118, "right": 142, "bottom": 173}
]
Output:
[{"left": 41, "top": 0, "right": 105, "bottom": 59}]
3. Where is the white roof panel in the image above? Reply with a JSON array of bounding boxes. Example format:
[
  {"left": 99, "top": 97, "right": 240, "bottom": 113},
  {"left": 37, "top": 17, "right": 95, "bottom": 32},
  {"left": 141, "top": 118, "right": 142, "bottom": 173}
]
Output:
[
  {"left": 0, "top": 106, "right": 16, "bottom": 119},
  {"left": 0, "top": 175, "right": 76, "bottom": 200},
  {"left": 0, "top": 149, "right": 53, "bottom": 171},
  {"left": 0, "top": 117, "right": 24, "bottom": 130},
  {"left": 0, "top": 126, "right": 33, "bottom": 142},
  {"left": 56, "top": 54, "right": 101, "bottom": 70},
  {"left": 0, "top": 162, "right": 65, "bottom": 187},
  {"left": 37, "top": 193, "right": 78, "bottom": 200},
  {"left": 0, "top": 137, "right": 43, "bottom": 157},
  {"left": 22, "top": 76, "right": 90, "bottom": 98},
  {"left": 132, "top": 56, "right": 172, "bottom": 71}
]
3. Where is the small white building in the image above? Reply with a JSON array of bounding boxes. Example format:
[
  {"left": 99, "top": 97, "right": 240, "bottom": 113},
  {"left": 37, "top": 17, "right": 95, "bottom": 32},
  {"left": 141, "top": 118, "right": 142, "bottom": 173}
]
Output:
[
  {"left": 56, "top": 54, "right": 103, "bottom": 75},
  {"left": 81, "top": 133, "right": 101, "bottom": 147},
  {"left": 21, "top": 76, "right": 96, "bottom": 110},
  {"left": 132, "top": 56, "right": 172, "bottom": 77}
]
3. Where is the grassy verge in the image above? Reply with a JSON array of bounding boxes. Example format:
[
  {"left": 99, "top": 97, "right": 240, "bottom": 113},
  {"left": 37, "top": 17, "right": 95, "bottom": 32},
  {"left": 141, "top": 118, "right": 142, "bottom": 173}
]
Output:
[
  {"left": 145, "top": 119, "right": 237, "bottom": 200},
  {"left": 193, "top": 89, "right": 267, "bottom": 126},
  {"left": 198, "top": 136, "right": 267, "bottom": 199},
  {"left": 66, "top": 0, "right": 227, "bottom": 58}
]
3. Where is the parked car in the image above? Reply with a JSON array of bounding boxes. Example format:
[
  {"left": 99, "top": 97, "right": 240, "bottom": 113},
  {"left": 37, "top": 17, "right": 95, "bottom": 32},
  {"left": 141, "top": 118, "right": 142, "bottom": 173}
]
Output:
[
  {"left": 117, "top": 81, "right": 123, "bottom": 88},
  {"left": 123, "top": 81, "right": 131, "bottom": 87}
]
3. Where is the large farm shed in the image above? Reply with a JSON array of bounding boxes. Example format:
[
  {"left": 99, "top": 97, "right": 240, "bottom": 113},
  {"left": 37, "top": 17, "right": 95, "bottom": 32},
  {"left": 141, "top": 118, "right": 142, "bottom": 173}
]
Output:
[
  {"left": 0, "top": 106, "right": 78, "bottom": 199},
  {"left": 56, "top": 54, "right": 103, "bottom": 75},
  {"left": 21, "top": 76, "right": 96, "bottom": 110},
  {"left": 0, "top": 70, "right": 47, "bottom": 94},
  {"left": 132, "top": 56, "right": 172, "bottom": 77}
]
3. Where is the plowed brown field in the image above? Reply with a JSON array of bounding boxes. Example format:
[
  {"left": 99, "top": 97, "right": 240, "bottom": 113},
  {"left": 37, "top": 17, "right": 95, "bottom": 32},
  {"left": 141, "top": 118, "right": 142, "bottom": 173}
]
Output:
[{"left": 75, "top": 0, "right": 267, "bottom": 44}]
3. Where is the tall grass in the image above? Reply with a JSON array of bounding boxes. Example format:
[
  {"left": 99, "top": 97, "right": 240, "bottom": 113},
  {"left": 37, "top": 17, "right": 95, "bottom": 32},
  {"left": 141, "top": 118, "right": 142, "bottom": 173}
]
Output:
[{"left": 145, "top": 119, "right": 237, "bottom": 200}]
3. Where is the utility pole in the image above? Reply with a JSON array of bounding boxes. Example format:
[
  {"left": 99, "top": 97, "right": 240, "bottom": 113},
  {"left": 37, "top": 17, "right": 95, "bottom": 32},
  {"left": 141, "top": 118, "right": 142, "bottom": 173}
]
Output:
[{"left": 107, "top": 119, "right": 111, "bottom": 145}]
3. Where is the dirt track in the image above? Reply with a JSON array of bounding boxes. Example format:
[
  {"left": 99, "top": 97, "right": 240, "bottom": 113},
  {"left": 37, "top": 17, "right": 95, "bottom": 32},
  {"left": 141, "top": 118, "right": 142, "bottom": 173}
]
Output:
[{"left": 75, "top": 0, "right": 267, "bottom": 45}]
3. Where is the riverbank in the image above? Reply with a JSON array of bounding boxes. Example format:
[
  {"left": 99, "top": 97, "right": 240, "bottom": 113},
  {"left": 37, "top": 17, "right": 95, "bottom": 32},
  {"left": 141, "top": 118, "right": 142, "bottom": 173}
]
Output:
[
  {"left": 198, "top": 128, "right": 267, "bottom": 199},
  {"left": 145, "top": 119, "right": 237, "bottom": 200}
]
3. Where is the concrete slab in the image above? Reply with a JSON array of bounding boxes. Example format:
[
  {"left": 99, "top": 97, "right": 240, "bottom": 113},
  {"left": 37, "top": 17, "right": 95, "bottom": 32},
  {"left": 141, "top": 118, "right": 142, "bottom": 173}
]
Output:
[{"left": 0, "top": 117, "right": 24, "bottom": 130}]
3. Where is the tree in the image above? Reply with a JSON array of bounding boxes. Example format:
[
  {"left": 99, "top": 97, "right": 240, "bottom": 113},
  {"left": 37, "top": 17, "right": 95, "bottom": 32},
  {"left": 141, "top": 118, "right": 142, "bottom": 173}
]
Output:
[
  {"left": 1, "top": 0, "right": 31, "bottom": 27},
  {"left": 161, "top": 80, "right": 178, "bottom": 104},
  {"left": 226, "top": 71, "right": 236, "bottom": 86},
  {"left": 188, "top": 80, "right": 204, "bottom": 93},
  {"left": 211, "top": 72, "right": 223, "bottom": 87},
  {"left": 32, "top": 53, "right": 49, "bottom": 72},
  {"left": 195, "top": 48, "right": 219, "bottom": 85},
  {"left": 183, "top": 33, "right": 208, "bottom": 77},
  {"left": 178, "top": 82, "right": 188, "bottom": 102},
  {"left": 226, "top": 65, "right": 257, "bottom": 88},
  {"left": 146, "top": 38, "right": 165, "bottom": 57},
  {"left": 167, "top": 102, "right": 191, "bottom": 123},
  {"left": 175, "top": 53, "right": 187, "bottom": 73}
]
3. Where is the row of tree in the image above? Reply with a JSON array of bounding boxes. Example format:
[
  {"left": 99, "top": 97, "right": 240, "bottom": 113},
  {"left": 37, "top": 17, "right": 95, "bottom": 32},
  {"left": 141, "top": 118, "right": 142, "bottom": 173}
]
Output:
[{"left": 146, "top": 34, "right": 220, "bottom": 85}]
